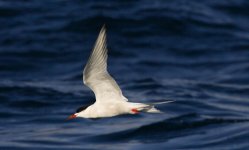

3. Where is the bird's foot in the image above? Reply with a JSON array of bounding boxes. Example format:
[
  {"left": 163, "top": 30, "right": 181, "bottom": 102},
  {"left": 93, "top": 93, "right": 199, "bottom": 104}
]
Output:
[{"left": 131, "top": 108, "right": 139, "bottom": 114}]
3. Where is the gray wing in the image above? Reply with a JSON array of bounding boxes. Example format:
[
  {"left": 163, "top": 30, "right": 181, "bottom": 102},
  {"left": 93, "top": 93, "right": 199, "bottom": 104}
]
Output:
[{"left": 83, "top": 26, "right": 128, "bottom": 102}]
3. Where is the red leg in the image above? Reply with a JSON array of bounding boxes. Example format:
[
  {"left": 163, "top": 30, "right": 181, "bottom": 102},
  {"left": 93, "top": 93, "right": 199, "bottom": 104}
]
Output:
[{"left": 131, "top": 108, "right": 139, "bottom": 114}]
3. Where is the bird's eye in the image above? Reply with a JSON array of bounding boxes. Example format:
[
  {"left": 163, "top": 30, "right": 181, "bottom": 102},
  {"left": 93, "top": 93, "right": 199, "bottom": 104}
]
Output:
[{"left": 76, "top": 105, "right": 89, "bottom": 113}]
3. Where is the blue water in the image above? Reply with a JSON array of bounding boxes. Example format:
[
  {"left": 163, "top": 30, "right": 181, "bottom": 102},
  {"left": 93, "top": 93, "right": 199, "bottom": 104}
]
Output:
[{"left": 1, "top": 0, "right": 249, "bottom": 149}]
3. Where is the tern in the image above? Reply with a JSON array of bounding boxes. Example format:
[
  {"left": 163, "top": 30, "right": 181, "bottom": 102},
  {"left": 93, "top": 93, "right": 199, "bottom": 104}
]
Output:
[{"left": 67, "top": 25, "right": 172, "bottom": 119}]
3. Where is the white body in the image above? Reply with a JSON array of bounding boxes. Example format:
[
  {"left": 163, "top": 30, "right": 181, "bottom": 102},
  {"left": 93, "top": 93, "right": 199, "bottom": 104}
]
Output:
[
  {"left": 73, "top": 26, "right": 171, "bottom": 119},
  {"left": 77, "top": 101, "right": 160, "bottom": 118}
]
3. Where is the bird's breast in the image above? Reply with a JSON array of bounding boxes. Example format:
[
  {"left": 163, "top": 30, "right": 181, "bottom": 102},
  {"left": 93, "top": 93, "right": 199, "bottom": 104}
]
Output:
[{"left": 88, "top": 102, "right": 129, "bottom": 118}]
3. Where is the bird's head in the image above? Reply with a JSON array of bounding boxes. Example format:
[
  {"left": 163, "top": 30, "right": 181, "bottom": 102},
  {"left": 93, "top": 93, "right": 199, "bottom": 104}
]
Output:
[{"left": 66, "top": 105, "right": 89, "bottom": 120}]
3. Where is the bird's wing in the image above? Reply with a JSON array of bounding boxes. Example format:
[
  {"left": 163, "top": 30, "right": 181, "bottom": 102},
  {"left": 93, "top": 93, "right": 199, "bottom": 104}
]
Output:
[{"left": 83, "top": 26, "right": 128, "bottom": 102}]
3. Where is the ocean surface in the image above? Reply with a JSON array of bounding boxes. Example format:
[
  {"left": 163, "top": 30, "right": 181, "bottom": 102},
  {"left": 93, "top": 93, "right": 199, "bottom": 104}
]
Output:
[{"left": 1, "top": 0, "right": 249, "bottom": 149}]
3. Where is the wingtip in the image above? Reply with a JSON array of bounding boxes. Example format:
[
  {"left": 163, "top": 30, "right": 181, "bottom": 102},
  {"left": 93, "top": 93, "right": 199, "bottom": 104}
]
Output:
[{"left": 101, "top": 24, "right": 106, "bottom": 32}]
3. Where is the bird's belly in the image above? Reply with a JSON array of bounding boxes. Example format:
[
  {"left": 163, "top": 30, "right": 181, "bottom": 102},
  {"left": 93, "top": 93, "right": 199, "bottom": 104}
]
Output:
[{"left": 90, "top": 102, "right": 128, "bottom": 118}]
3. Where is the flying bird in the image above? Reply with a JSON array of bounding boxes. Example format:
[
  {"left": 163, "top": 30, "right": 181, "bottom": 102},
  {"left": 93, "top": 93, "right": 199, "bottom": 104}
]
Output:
[{"left": 67, "top": 25, "right": 172, "bottom": 119}]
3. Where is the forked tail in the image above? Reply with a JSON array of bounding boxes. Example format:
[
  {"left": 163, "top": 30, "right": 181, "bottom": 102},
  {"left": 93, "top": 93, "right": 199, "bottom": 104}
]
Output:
[{"left": 129, "top": 100, "right": 174, "bottom": 113}]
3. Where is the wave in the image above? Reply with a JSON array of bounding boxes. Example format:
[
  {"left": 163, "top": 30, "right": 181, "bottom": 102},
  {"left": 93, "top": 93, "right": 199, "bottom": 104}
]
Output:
[{"left": 87, "top": 113, "right": 249, "bottom": 143}]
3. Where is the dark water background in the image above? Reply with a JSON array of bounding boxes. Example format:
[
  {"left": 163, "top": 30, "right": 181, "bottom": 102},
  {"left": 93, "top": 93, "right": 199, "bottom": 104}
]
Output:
[{"left": 1, "top": 0, "right": 249, "bottom": 149}]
